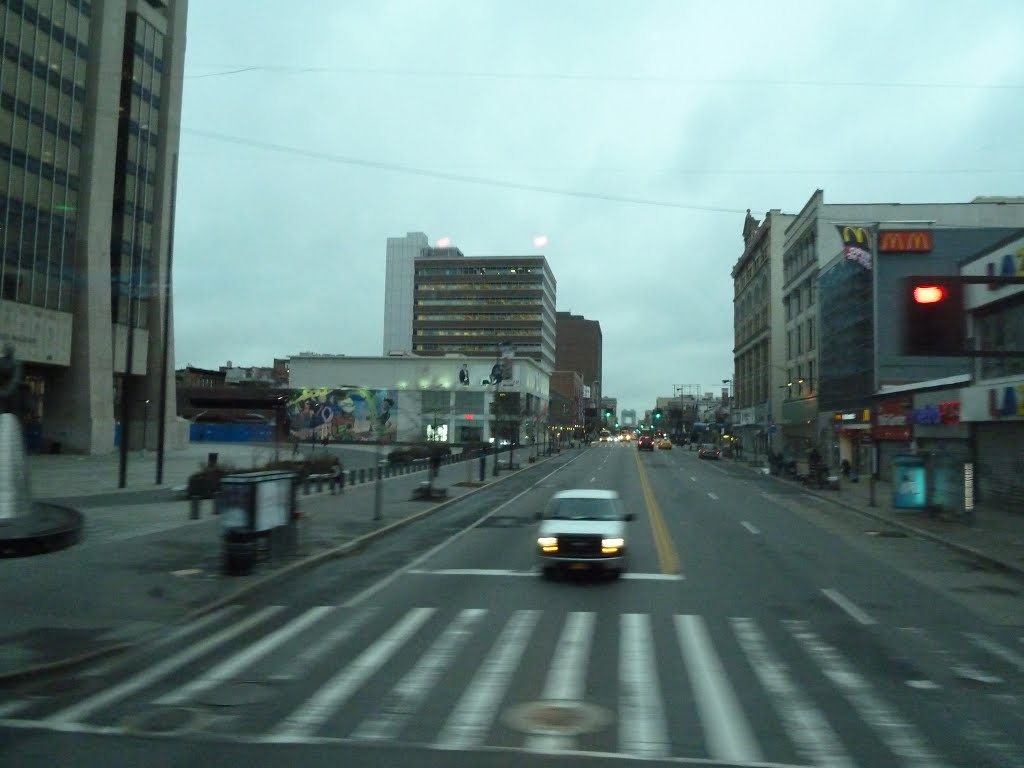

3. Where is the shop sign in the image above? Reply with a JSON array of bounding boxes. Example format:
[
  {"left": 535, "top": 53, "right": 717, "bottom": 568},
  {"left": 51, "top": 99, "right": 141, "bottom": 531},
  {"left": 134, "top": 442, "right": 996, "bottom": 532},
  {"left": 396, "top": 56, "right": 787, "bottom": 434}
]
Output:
[
  {"left": 988, "top": 384, "right": 1024, "bottom": 418},
  {"left": 833, "top": 408, "right": 870, "bottom": 424},
  {"left": 873, "top": 397, "right": 912, "bottom": 441},
  {"left": 879, "top": 230, "right": 933, "bottom": 253},
  {"left": 912, "top": 400, "right": 961, "bottom": 425}
]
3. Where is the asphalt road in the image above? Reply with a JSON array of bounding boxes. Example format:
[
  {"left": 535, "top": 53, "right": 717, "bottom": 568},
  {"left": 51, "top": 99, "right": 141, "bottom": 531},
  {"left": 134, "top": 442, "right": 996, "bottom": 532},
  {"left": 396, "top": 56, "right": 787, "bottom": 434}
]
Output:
[{"left": 3, "top": 444, "right": 1023, "bottom": 768}]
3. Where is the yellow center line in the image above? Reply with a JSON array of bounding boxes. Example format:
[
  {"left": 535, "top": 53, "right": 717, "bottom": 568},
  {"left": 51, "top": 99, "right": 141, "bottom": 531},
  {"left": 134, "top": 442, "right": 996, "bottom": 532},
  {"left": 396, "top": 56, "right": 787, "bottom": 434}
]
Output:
[{"left": 634, "top": 451, "right": 682, "bottom": 575}]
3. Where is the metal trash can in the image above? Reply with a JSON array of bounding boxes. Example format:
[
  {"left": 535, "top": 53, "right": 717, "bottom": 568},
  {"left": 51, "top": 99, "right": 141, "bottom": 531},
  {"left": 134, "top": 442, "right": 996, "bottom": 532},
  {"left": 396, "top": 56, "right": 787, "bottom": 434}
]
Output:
[{"left": 223, "top": 527, "right": 257, "bottom": 576}]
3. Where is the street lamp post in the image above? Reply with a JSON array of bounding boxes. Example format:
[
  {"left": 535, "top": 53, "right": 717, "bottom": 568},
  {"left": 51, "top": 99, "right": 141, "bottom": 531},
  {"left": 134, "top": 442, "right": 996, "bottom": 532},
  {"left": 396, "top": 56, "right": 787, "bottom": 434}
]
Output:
[{"left": 141, "top": 398, "right": 151, "bottom": 454}]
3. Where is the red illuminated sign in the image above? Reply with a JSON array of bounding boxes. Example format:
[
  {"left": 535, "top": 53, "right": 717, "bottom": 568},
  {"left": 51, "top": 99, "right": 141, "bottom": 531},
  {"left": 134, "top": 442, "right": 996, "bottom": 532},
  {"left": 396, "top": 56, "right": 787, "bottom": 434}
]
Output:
[{"left": 879, "top": 230, "right": 933, "bottom": 252}]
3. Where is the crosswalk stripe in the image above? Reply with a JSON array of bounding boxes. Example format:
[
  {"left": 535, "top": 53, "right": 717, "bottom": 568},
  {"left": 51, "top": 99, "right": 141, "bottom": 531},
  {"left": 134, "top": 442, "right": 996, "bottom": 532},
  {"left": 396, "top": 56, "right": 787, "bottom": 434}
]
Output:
[
  {"left": 785, "top": 620, "right": 950, "bottom": 768},
  {"left": 436, "top": 610, "right": 540, "bottom": 750},
  {"left": 620, "top": 613, "right": 670, "bottom": 758},
  {"left": 676, "top": 614, "right": 762, "bottom": 763},
  {"left": 525, "top": 611, "right": 595, "bottom": 752},
  {"left": 351, "top": 608, "right": 487, "bottom": 742},
  {"left": 270, "top": 607, "right": 435, "bottom": 740},
  {"left": 731, "top": 618, "right": 853, "bottom": 768},
  {"left": 156, "top": 605, "right": 243, "bottom": 648},
  {"left": 47, "top": 605, "right": 283, "bottom": 726},
  {"left": 965, "top": 632, "right": 1024, "bottom": 673},
  {"left": 155, "top": 606, "right": 334, "bottom": 706},
  {"left": 270, "top": 607, "right": 379, "bottom": 683}
]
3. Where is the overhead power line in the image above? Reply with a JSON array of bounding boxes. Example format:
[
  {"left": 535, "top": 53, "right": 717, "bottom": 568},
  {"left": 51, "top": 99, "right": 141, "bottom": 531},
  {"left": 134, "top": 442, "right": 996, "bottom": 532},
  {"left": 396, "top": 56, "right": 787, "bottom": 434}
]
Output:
[{"left": 182, "top": 128, "right": 748, "bottom": 214}]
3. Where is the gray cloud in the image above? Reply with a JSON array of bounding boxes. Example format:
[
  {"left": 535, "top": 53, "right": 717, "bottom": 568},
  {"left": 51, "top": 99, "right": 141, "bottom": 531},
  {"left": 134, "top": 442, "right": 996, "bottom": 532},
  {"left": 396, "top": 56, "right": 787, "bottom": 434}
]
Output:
[{"left": 175, "top": 0, "right": 1024, "bottom": 412}]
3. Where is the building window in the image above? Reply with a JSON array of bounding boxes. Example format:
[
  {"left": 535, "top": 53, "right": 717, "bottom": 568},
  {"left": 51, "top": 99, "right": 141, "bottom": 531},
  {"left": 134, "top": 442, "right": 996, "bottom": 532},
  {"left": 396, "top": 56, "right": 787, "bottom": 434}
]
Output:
[
  {"left": 808, "top": 361, "right": 815, "bottom": 394},
  {"left": 797, "top": 326, "right": 802, "bottom": 355},
  {"left": 808, "top": 318, "right": 815, "bottom": 350},
  {"left": 787, "top": 331, "right": 792, "bottom": 358}
]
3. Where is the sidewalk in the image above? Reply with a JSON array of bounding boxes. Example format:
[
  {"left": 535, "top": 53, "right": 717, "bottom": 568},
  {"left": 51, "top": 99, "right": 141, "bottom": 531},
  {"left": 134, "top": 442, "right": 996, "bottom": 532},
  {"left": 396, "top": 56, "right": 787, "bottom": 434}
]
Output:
[
  {"left": 1, "top": 445, "right": 535, "bottom": 683},
  {"left": 742, "top": 458, "right": 1024, "bottom": 577}
]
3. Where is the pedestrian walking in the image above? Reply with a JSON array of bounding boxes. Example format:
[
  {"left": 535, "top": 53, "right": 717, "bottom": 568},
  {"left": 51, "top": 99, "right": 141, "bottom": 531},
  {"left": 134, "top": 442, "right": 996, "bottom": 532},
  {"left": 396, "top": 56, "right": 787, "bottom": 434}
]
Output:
[{"left": 330, "top": 458, "right": 343, "bottom": 495}]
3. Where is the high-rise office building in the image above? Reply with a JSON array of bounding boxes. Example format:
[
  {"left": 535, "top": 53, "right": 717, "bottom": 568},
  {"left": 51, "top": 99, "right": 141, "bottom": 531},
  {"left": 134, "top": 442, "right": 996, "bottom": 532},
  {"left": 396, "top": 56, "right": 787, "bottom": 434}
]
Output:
[
  {"left": 554, "top": 311, "right": 602, "bottom": 417},
  {"left": 382, "top": 233, "right": 557, "bottom": 372},
  {"left": 1, "top": 0, "right": 187, "bottom": 453}
]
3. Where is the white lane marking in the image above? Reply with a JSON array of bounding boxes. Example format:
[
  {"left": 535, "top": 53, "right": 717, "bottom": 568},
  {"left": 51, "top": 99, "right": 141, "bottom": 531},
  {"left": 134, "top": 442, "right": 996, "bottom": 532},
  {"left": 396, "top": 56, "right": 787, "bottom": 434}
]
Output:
[
  {"left": 821, "top": 588, "right": 877, "bottom": 626},
  {"left": 353, "top": 608, "right": 487, "bottom": 742},
  {"left": 690, "top": 476, "right": 697, "bottom": 482},
  {"left": 343, "top": 457, "right": 582, "bottom": 608},
  {"left": 436, "top": 610, "right": 540, "bottom": 750},
  {"left": 526, "top": 611, "right": 595, "bottom": 753},
  {"left": 707, "top": 492, "right": 719, "bottom": 500},
  {"left": 48, "top": 606, "right": 283, "bottom": 725},
  {"left": 405, "top": 569, "right": 679, "bottom": 581},
  {"left": 965, "top": 632, "right": 1024, "bottom": 673},
  {"left": 619, "top": 613, "right": 670, "bottom": 758},
  {"left": 785, "top": 620, "right": 950, "bottom": 768},
  {"left": 741, "top": 521, "right": 760, "bottom": 535},
  {"left": 156, "top": 606, "right": 334, "bottom": 706},
  {"left": 731, "top": 618, "right": 853, "bottom": 768},
  {"left": 270, "top": 607, "right": 379, "bottom": 683},
  {"left": 408, "top": 569, "right": 534, "bottom": 577},
  {"left": 270, "top": 607, "right": 434, "bottom": 740},
  {"left": 676, "top": 614, "right": 762, "bottom": 763}
]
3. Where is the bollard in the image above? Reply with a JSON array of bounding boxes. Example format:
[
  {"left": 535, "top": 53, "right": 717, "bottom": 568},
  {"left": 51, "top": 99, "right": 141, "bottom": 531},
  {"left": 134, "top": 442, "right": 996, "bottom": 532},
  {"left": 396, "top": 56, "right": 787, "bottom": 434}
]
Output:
[
  {"left": 359, "top": 468, "right": 365, "bottom": 483},
  {"left": 303, "top": 478, "right": 311, "bottom": 495},
  {"left": 479, "top": 453, "right": 486, "bottom": 482},
  {"left": 315, "top": 476, "right": 323, "bottom": 493},
  {"left": 190, "top": 497, "right": 200, "bottom": 519}
]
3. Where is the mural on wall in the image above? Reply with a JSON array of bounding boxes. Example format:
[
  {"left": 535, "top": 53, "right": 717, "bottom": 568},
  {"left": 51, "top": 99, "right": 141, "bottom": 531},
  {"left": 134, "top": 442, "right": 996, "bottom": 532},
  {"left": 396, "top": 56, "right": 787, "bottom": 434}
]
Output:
[{"left": 287, "top": 388, "right": 397, "bottom": 442}]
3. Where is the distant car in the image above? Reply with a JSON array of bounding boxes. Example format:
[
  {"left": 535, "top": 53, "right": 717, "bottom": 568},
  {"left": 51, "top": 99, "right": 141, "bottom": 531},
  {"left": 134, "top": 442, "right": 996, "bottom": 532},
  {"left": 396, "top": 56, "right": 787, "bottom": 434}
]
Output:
[
  {"left": 535, "top": 489, "right": 634, "bottom": 579},
  {"left": 697, "top": 444, "right": 721, "bottom": 460},
  {"left": 637, "top": 435, "right": 654, "bottom": 451},
  {"left": 658, "top": 438, "right": 673, "bottom": 450}
]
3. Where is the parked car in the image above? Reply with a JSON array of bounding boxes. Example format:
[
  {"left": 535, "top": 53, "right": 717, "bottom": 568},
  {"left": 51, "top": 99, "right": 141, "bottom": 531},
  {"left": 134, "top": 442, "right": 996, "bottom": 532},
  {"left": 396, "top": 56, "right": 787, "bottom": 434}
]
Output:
[
  {"left": 697, "top": 444, "right": 721, "bottom": 460},
  {"left": 535, "top": 489, "right": 634, "bottom": 579}
]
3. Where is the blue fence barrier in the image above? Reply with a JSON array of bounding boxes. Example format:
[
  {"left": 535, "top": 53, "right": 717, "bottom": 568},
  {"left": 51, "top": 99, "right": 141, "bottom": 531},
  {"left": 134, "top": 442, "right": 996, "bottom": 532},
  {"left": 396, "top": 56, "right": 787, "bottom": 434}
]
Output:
[{"left": 190, "top": 423, "right": 274, "bottom": 443}]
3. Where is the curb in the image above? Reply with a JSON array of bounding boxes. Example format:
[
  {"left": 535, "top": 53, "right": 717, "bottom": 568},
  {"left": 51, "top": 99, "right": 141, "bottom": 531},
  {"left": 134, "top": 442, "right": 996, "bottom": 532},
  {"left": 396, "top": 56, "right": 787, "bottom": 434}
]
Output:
[
  {"left": 752, "top": 464, "right": 1024, "bottom": 578},
  {"left": 0, "top": 451, "right": 560, "bottom": 684}
]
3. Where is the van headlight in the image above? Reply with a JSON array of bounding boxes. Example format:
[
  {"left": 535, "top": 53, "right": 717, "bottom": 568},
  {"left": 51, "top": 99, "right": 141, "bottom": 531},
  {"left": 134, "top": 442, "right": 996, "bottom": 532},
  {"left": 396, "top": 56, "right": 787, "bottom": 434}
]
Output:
[
  {"left": 601, "top": 537, "right": 624, "bottom": 553},
  {"left": 537, "top": 536, "right": 558, "bottom": 553}
]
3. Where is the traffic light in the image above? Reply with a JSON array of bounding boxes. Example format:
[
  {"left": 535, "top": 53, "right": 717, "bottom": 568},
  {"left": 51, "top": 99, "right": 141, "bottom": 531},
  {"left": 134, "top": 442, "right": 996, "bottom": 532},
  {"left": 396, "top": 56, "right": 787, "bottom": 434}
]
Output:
[
  {"left": 654, "top": 409, "right": 662, "bottom": 420},
  {"left": 604, "top": 409, "right": 612, "bottom": 418},
  {"left": 903, "top": 276, "right": 965, "bottom": 356}
]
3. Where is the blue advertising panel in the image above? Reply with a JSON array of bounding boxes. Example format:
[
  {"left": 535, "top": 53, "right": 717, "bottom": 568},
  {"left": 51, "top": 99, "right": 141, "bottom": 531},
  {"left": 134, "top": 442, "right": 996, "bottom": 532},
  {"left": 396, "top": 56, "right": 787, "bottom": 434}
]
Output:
[{"left": 892, "top": 455, "right": 927, "bottom": 509}]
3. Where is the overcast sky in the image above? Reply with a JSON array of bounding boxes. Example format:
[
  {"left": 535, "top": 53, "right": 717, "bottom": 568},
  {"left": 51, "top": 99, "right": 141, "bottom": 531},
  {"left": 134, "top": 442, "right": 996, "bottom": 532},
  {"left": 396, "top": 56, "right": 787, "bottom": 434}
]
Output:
[{"left": 174, "top": 0, "right": 1024, "bottom": 416}]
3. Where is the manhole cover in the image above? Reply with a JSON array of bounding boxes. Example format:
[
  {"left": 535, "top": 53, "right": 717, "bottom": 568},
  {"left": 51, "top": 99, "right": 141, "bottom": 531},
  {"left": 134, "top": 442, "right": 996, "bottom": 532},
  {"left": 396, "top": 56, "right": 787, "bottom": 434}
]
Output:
[
  {"left": 197, "top": 680, "right": 276, "bottom": 707},
  {"left": 504, "top": 700, "right": 609, "bottom": 736},
  {"left": 123, "top": 706, "right": 201, "bottom": 734}
]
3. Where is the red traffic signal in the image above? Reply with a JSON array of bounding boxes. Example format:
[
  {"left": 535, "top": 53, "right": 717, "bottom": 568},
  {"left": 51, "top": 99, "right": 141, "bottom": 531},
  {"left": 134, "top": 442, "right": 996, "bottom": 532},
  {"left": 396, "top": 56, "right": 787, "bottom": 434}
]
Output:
[
  {"left": 913, "top": 285, "right": 947, "bottom": 304},
  {"left": 903, "top": 277, "right": 965, "bottom": 356}
]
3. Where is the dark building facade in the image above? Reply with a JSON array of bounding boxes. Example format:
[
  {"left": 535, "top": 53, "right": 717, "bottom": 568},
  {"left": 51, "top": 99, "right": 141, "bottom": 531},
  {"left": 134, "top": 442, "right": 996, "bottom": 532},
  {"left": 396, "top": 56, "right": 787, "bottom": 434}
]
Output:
[{"left": 554, "top": 311, "right": 602, "bottom": 420}]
